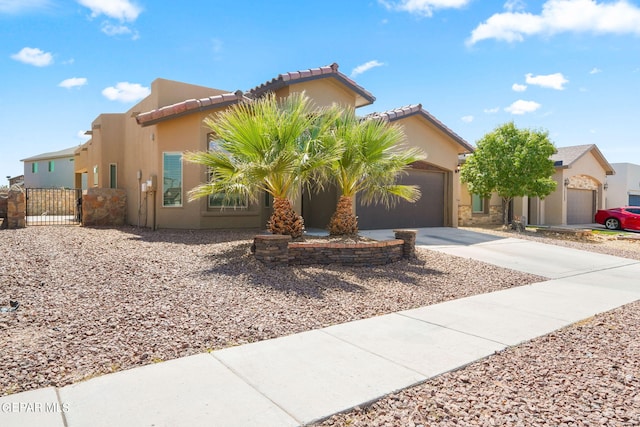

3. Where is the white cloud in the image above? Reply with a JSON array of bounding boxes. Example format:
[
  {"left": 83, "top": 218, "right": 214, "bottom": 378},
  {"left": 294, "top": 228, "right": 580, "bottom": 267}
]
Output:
[
  {"left": 0, "top": 0, "right": 51, "bottom": 13},
  {"left": 484, "top": 107, "right": 500, "bottom": 113},
  {"left": 504, "top": 0, "right": 527, "bottom": 12},
  {"left": 589, "top": 67, "right": 602, "bottom": 74},
  {"left": 77, "top": 0, "right": 141, "bottom": 21},
  {"left": 525, "top": 72, "right": 568, "bottom": 90},
  {"left": 59, "top": 77, "right": 88, "bottom": 89},
  {"left": 350, "top": 60, "right": 385, "bottom": 78},
  {"left": 77, "top": 130, "right": 91, "bottom": 140},
  {"left": 461, "top": 115, "right": 474, "bottom": 123},
  {"left": 378, "top": 0, "right": 470, "bottom": 17},
  {"left": 102, "top": 82, "right": 150, "bottom": 102},
  {"left": 468, "top": 0, "right": 640, "bottom": 45},
  {"left": 505, "top": 99, "right": 541, "bottom": 114},
  {"left": 10, "top": 47, "right": 53, "bottom": 66},
  {"left": 512, "top": 83, "right": 527, "bottom": 92},
  {"left": 101, "top": 22, "right": 131, "bottom": 35}
]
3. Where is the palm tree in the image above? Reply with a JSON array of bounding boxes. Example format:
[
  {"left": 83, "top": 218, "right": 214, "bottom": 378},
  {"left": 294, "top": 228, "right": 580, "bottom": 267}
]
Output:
[
  {"left": 326, "top": 108, "right": 426, "bottom": 235},
  {"left": 185, "top": 92, "right": 340, "bottom": 238}
]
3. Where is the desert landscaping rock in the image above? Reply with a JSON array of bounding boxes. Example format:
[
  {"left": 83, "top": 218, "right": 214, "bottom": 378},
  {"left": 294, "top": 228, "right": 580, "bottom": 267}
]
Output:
[
  {"left": 1, "top": 226, "right": 541, "bottom": 396},
  {"left": 315, "top": 228, "right": 640, "bottom": 426},
  {"left": 1, "top": 225, "right": 638, "bottom": 426},
  {"left": 317, "top": 300, "right": 640, "bottom": 426}
]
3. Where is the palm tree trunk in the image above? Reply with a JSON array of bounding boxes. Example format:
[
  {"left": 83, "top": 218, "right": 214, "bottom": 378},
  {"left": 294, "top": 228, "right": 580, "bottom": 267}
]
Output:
[
  {"left": 328, "top": 195, "right": 358, "bottom": 236},
  {"left": 267, "top": 197, "right": 304, "bottom": 238}
]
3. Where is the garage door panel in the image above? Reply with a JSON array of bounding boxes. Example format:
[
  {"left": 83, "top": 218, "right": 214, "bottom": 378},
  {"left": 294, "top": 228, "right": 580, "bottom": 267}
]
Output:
[
  {"left": 356, "top": 171, "right": 445, "bottom": 229},
  {"left": 629, "top": 195, "right": 640, "bottom": 206},
  {"left": 567, "top": 189, "right": 595, "bottom": 224}
]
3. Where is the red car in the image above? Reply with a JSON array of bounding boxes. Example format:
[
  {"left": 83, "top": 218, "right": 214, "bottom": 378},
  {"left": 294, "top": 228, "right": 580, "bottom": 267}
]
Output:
[{"left": 594, "top": 206, "right": 640, "bottom": 230}]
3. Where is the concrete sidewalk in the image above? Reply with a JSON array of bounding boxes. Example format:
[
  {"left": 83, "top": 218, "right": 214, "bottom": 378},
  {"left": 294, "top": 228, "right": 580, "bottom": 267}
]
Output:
[{"left": 2, "top": 229, "right": 639, "bottom": 427}]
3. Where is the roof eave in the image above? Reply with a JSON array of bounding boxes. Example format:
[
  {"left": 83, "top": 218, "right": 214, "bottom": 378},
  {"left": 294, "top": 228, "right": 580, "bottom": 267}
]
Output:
[
  {"left": 248, "top": 63, "right": 376, "bottom": 108},
  {"left": 372, "top": 106, "right": 473, "bottom": 154},
  {"left": 136, "top": 91, "right": 246, "bottom": 127}
]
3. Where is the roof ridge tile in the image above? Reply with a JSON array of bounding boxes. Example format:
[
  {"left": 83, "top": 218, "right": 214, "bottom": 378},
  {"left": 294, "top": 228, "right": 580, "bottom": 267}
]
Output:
[{"left": 247, "top": 62, "right": 374, "bottom": 107}]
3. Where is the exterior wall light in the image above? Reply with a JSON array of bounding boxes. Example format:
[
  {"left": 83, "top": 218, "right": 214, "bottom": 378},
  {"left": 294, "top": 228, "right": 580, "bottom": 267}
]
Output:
[{"left": 564, "top": 178, "right": 570, "bottom": 186}]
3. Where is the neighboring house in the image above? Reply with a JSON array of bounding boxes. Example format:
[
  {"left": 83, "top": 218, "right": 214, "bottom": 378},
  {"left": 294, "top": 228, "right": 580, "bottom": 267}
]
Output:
[
  {"left": 607, "top": 163, "right": 640, "bottom": 207},
  {"left": 8, "top": 175, "right": 24, "bottom": 187},
  {"left": 459, "top": 144, "right": 615, "bottom": 226},
  {"left": 75, "top": 63, "right": 472, "bottom": 230},
  {"left": 21, "top": 147, "right": 78, "bottom": 188}
]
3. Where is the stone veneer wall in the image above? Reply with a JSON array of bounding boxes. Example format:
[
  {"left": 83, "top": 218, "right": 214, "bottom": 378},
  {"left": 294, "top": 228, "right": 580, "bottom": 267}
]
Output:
[
  {"left": 0, "top": 196, "right": 7, "bottom": 225},
  {"left": 458, "top": 204, "right": 502, "bottom": 226},
  {"left": 82, "top": 188, "right": 126, "bottom": 226},
  {"left": 6, "top": 190, "right": 26, "bottom": 229},
  {"left": 567, "top": 175, "right": 598, "bottom": 190},
  {"left": 253, "top": 230, "right": 417, "bottom": 267}
]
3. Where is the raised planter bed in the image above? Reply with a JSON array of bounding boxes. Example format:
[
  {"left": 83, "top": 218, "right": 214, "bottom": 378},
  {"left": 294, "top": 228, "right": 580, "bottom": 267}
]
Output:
[{"left": 253, "top": 229, "right": 417, "bottom": 267}]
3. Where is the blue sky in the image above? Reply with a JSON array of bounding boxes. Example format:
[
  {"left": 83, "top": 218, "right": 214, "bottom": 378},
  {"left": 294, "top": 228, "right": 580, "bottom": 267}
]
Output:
[{"left": 2, "top": 0, "right": 640, "bottom": 180}]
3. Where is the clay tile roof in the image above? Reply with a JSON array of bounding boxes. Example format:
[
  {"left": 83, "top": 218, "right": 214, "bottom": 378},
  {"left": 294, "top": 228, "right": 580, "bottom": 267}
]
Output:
[
  {"left": 247, "top": 62, "right": 375, "bottom": 108},
  {"left": 136, "top": 90, "right": 248, "bottom": 127},
  {"left": 367, "top": 104, "right": 474, "bottom": 154},
  {"left": 552, "top": 144, "right": 615, "bottom": 175}
]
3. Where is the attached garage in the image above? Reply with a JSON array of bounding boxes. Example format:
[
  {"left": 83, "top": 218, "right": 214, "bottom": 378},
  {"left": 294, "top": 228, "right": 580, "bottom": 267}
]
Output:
[
  {"left": 567, "top": 189, "right": 596, "bottom": 224},
  {"left": 356, "top": 168, "right": 445, "bottom": 229},
  {"left": 629, "top": 194, "right": 640, "bottom": 206},
  {"left": 302, "top": 186, "right": 338, "bottom": 230}
]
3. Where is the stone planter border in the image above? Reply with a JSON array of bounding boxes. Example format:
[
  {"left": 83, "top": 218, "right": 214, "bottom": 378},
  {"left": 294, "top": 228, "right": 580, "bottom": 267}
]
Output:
[{"left": 253, "top": 230, "right": 417, "bottom": 267}]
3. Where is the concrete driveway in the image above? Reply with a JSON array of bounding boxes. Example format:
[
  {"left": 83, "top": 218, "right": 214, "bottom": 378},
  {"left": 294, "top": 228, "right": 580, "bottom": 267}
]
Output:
[{"left": 360, "top": 227, "right": 639, "bottom": 279}]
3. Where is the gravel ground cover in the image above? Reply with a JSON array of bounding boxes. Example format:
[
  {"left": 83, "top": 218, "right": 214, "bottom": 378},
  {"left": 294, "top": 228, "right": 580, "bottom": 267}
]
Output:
[
  {"left": 0, "top": 226, "right": 542, "bottom": 396},
  {"left": 318, "top": 300, "right": 640, "bottom": 427},
  {"left": 318, "top": 228, "right": 640, "bottom": 427}
]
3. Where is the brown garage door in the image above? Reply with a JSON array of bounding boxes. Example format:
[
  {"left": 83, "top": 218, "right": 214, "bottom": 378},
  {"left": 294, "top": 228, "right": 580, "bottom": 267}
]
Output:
[
  {"left": 567, "top": 189, "right": 595, "bottom": 224},
  {"left": 356, "top": 170, "right": 445, "bottom": 229}
]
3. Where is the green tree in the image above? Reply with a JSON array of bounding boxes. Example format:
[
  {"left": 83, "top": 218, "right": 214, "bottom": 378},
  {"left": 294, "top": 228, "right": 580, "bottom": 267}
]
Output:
[
  {"left": 460, "top": 122, "right": 557, "bottom": 226},
  {"left": 326, "top": 108, "right": 426, "bottom": 235},
  {"left": 185, "top": 92, "right": 340, "bottom": 238}
]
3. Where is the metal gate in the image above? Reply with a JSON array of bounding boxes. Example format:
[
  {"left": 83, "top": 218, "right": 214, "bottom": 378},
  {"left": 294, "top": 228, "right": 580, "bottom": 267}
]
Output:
[{"left": 25, "top": 188, "right": 82, "bottom": 226}]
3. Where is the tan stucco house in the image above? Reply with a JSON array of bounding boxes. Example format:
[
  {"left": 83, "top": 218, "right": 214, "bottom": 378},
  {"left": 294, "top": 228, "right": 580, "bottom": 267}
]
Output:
[
  {"left": 459, "top": 144, "right": 615, "bottom": 226},
  {"left": 75, "top": 63, "right": 473, "bottom": 230}
]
